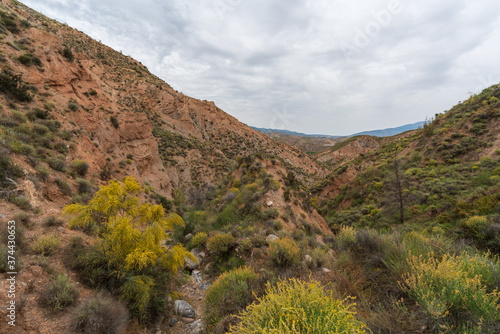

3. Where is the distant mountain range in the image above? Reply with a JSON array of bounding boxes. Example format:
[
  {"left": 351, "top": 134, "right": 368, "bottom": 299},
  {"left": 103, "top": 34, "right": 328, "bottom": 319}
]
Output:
[{"left": 253, "top": 121, "right": 426, "bottom": 138}]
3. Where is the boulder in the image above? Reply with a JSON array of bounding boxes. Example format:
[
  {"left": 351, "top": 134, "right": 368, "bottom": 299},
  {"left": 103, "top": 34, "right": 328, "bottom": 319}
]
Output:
[{"left": 174, "top": 300, "right": 195, "bottom": 319}]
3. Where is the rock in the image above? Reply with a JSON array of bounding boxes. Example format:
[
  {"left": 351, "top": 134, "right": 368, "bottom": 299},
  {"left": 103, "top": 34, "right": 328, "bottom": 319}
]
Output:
[
  {"left": 198, "top": 251, "right": 206, "bottom": 258},
  {"left": 321, "top": 267, "right": 331, "bottom": 273},
  {"left": 191, "top": 319, "right": 205, "bottom": 334},
  {"left": 266, "top": 234, "right": 278, "bottom": 244},
  {"left": 185, "top": 233, "right": 194, "bottom": 242},
  {"left": 304, "top": 255, "right": 312, "bottom": 263},
  {"left": 23, "top": 180, "right": 40, "bottom": 208},
  {"left": 185, "top": 251, "right": 203, "bottom": 271},
  {"left": 192, "top": 270, "right": 203, "bottom": 283},
  {"left": 190, "top": 319, "right": 202, "bottom": 328},
  {"left": 185, "top": 257, "right": 199, "bottom": 271},
  {"left": 57, "top": 226, "right": 65, "bottom": 232},
  {"left": 174, "top": 300, "right": 196, "bottom": 319},
  {"left": 168, "top": 317, "right": 178, "bottom": 327},
  {"left": 181, "top": 317, "right": 195, "bottom": 323},
  {"left": 200, "top": 283, "right": 211, "bottom": 290},
  {"left": 266, "top": 200, "right": 273, "bottom": 207}
]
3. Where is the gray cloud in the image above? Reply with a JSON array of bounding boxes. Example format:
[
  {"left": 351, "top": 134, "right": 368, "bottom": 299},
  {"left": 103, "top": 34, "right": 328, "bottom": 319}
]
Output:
[{"left": 22, "top": 0, "right": 500, "bottom": 135}]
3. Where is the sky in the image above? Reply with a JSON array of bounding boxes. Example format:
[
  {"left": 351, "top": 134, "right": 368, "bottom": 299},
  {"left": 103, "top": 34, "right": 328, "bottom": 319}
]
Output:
[{"left": 21, "top": 0, "right": 500, "bottom": 136}]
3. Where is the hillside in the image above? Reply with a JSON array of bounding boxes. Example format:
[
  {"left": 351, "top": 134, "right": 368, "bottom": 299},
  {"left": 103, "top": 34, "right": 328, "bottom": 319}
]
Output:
[{"left": 0, "top": 1, "right": 500, "bottom": 334}]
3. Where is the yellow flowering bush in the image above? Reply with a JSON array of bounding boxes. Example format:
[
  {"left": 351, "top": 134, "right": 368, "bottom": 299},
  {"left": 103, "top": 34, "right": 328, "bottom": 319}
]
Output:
[
  {"left": 401, "top": 252, "right": 500, "bottom": 324},
  {"left": 267, "top": 237, "right": 301, "bottom": 268},
  {"left": 207, "top": 233, "right": 235, "bottom": 257},
  {"left": 229, "top": 278, "right": 368, "bottom": 333},
  {"left": 188, "top": 232, "right": 208, "bottom": 250}
]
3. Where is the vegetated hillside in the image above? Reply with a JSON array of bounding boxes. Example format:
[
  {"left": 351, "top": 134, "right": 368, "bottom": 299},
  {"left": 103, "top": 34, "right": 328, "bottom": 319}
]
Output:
[
  {"left": 1, "top": 1, "right": 500, "bottom": 333},
  {"left": 312, "top": 135, "right": 382, "bottom": 165},
  {"left": 0, "top": 0, "right": 327, "bottom": 212},
  {"left": 312, "top": 83, "right": 500, "bottom": 236},
  {"left": 0, "top": 1, "right": 332, "bottom": 333}
]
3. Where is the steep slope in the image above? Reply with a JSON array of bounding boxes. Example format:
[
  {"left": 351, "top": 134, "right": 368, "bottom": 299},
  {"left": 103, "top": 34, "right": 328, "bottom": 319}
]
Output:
[
  {"left": 0, "top": 0, "right": 326, "bottom": 204},
  {"left": 312, "top": 84, "right": 500, "bottom": 237}
]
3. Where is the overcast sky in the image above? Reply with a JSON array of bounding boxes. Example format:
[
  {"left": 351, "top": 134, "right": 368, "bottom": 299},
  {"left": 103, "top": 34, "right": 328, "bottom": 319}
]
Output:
[{"left": 21, "top": 0, "right": 500, "bottom": 135}]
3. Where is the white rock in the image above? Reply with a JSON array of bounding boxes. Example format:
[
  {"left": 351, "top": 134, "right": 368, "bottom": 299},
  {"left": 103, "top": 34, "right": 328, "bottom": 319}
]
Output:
[{"left": 266, "top": 234, "right": 278, "bottom": 244}]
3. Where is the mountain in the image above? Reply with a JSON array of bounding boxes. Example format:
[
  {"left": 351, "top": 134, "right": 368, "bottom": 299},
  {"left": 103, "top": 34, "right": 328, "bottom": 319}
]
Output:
[
  {"left": 351, "top": 120, "right": 426, "bottom": 137},
  {"left": 252, "top": 121, "right": 425, "bottom": 153},
  {"left": 251, "top": 127, "right": 341, "bottom": 138}
]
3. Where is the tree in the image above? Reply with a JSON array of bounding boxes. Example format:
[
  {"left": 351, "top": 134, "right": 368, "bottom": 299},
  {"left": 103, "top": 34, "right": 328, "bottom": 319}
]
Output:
[{"left": 63, "top": 177, "right": 195, "bottom": 319}]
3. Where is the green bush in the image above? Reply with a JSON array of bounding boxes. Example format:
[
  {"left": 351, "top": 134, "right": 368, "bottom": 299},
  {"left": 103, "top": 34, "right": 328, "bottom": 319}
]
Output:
[
  {"left": 62, "top": 46, "right": 74, "bottom": 62},
  {"left": 188, "top": 232, "right": 208, "bottom": 250},
  {"left": 68, "top": 101, "right": 79, "bottom": 111},
  {"left": 110, "top": 116, "right": 119, "bottom": 129},
  {"left": 267, "top": 237, "right": 301, "bottom": 268},
  {"left": 72, "top": 293, "right": 128, "bottom": 334},
  {"left": 47, "top": 157, "right": 67, "bottom": 172},
  {"left": 7, "top": 194, "right": 32, "bottom": 210},
  {"left": 33, "top": 234, "right": 61, "bottom": 256},
  {"left": 0, "top": 70, "right": 32, "bottom": 102},
  {"left": 45, "top": 216, "right": 64, "bottom": 227},
  {"left": 17, "top": 52, "right": 42, "bottom": 67},
  {"left": 207, "top": 233, "right": 235, "bottom": 258},
  {"left": 39, "top": 274, "right": 79, "bottom": 310},
  {"left": 205, "top": 266, "right": 258, "bottom": 331},
  {"left": 71, "top": 159, "right": 90, "bottom": 177},
  {"left": 230, "top": 278, "right": 367, "bottom": 333},
  {"left": 0, "top": 151, "right": 23, "bottom": 185}
]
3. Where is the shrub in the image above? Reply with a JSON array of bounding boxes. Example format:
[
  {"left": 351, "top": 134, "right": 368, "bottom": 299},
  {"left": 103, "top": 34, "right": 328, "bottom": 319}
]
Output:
[
  {"left": 68, "top": 101, "right": 79, "bottom": 111},
  {"left": 0, "top": 151, "right": 23, "bottom": 185},
  {"left": 205, "top": 267, "right": 258, "bottom": 331},
  {"left": 110, "top": 116, "right": 119, "bottom": 129},
  {"left": 0, "top": 70, "right": 32, "bottom": 102},
  {"left": 55, "top": 178, "right": 72, "bottom": 196},
  {"left": 72, "top": 293, "right": 128, "bottom": 334},
  {"left": 17, "top": 52, "right": 42, "bottom": 67},
  {"left": 62, "top": 46, "right": 74, "bottom": 62},
  {"left": 39, "top": 274, "right": 79, "bottom": 310},
  {"left": 45, "top": 216, "right": 63, "bottom": 227},
  {"left": 76, "top": 178, "right": 92, "bottom": 195},
  {"left": 267, "top": 237, "right": 301, "bottom": 268},
  {"left": 230, "top": 278, "right": 367, "bottom": 333},
  {"left": 33, "top": 234, "right": 60, "bottom": 255},
  {"left": 464, "top": 216, "right": 488, "bottom": 232},
  {"left": 47, "top": 157, "right": 67, "bottom": 172},
  {"left": 401, "top": 252, "right": 500, "bottom": 327},
  {"left": 336, "top": 225, "right": 357, "bottom": 250},
  {"left": 188, "top": 232, "right": 208, "bottom": 250},
  {"left": 63, "top": 177, "right": 194, "bottom": 321},
  {"left": 7, "top": 194, "right": 31, "bottom": 210},
  {"left": 71, "top": 159, "right": 89, "bottom": 177},
  {"left": 207, "top": 233, "right": 235, "bottom": 258}
]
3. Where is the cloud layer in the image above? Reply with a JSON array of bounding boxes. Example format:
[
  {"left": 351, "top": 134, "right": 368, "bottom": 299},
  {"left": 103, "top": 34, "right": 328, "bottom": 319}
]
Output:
[{"left": 22, "top": 0, "right": 500, "bottom": 135}]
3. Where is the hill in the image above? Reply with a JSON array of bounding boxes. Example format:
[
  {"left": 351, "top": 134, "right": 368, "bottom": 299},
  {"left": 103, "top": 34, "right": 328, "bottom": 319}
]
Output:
[
  {"left": 0, "top": 1, "right": 499, "bottom": 333},
  {"left": 252, "top": 121, "right": 425, "bottom": 154}
]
